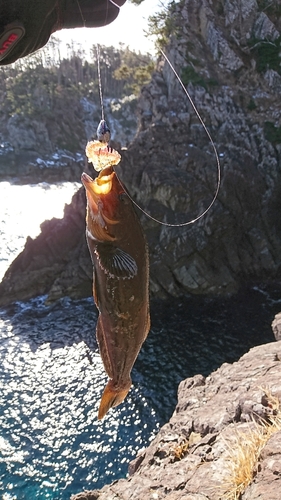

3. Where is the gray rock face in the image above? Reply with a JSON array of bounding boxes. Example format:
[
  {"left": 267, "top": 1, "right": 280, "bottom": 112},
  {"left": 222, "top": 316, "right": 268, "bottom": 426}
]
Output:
[
  {"left": 7, "top": 114, "right": 53, "bottom": 154},
  {"left": 117, "top": 0, "right": 281, "bottom": 298},
  {"left": 71, "top": 340, "right": 281, "bottom": 500},
  {"left": 1, "top": 95, "right": 138, "bottom": 183}
]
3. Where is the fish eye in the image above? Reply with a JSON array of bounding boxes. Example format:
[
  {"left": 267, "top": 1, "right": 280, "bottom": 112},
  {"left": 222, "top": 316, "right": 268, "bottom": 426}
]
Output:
[{"left": 119, "top": 193, "right": 129, "bottom": 203}]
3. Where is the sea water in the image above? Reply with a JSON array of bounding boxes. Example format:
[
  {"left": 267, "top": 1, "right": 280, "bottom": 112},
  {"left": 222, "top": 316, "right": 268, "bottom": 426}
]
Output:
[{"left": 0, "top": 181, "right": 280, "bottom": 499}]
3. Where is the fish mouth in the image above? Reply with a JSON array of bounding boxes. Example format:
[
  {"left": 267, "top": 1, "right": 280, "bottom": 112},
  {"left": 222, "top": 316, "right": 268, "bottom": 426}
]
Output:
[
  {"left": 81, "top": 172, "right": 94, "bottom": 186},
  {"left": 81, "top": 170, "right": 114, "bottom": 196}
]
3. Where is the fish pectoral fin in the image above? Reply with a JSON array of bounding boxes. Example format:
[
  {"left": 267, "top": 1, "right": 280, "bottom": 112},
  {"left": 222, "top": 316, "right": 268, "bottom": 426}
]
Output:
[{"left": 95, "top": 244, "right": 138, "bottom": 279}]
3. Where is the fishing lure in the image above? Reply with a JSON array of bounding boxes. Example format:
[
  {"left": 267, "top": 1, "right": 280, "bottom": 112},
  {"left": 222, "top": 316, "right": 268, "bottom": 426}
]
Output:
[{"left": 97, "top": 119, "right": 111, "bottom": 143}]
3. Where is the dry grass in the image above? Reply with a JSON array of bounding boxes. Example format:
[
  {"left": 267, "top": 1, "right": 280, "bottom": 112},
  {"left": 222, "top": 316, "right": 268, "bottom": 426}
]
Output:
[
  {"left": 172, "top": 438, "right": 190, "bottom": 460},
  {"left": 221, "top": 388, "right": 281, "bottom": 500},
  {"left": 172, "top": 431, "right": 201, "bottom": 460}
]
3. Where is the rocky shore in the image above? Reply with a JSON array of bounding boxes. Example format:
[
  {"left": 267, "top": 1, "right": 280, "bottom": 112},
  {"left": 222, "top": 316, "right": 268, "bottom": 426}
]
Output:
[{"left": 71, "top": 316, "right": 281, "bottom": 500}]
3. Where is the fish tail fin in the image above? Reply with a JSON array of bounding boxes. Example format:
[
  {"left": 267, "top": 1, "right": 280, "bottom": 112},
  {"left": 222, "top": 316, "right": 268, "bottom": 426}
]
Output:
[{"left": 98, "top": 379, "right": 131, "bottom": 420}]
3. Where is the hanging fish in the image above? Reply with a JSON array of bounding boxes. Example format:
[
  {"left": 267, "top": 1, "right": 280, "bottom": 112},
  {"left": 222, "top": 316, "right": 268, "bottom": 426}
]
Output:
[{"left": 81, "top": 164, "right": 150, "bottom": 420}]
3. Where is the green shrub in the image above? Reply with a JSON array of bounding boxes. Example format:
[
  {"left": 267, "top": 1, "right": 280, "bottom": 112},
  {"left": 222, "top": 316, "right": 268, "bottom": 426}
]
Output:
[
  {"left": 250, "top": 36, "right": 281, "bottom": 74},
  {"left": 248, "top": 99, "right": 257, "bottom": 110},
  {"left": 264, "top": 121, "right": 281, "bottom": 144},
  {"left": 181, "top": 66, "right": 207, "bottom": 88},
  {"left": 257, "top": 0, "right": 281, "bottom": 16}
]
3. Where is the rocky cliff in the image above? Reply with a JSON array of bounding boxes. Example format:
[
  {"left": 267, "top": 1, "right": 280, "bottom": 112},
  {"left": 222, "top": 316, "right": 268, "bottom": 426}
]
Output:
[
  {"left": 118, "top": 0, "right": 281, "bottom": 297},
  {"left": 71, "top": 320, "right": 281, "bottom": 500},
  {"left": 1, "top": 0, "right": 281, "bottom": 304}
]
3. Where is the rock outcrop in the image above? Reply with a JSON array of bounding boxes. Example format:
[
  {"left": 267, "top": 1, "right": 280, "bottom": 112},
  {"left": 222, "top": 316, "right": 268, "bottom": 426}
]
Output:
[
  {"left": 71, "top": 338, "right": 281, "bottom": 500},
  {"left": 7, "top": 114, "right": 53, "bottom": 154},
  {"left": 1, "top": 0, "right": 281, "bottom": 303}
]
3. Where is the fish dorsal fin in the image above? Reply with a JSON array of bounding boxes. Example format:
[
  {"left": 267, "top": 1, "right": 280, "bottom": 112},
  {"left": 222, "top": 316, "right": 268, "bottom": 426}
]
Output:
[{"left": 95, "top": 244, "right": 138, "bottom": 279}]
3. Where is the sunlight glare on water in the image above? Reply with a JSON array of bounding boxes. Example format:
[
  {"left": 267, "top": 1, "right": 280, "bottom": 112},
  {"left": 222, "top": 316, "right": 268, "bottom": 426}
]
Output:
[
  {"left": 0, "top": 297, "right": 160, "bottom": 499},
  {"left": 0, "top": 181, "right": 81, "bottom": 280}
]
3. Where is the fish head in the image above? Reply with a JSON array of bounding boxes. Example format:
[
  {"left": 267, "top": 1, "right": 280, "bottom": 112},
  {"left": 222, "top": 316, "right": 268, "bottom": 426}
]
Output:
[
  {"left": 81, "top": 168, "right": 114, "bottom": 208},
  {"left": 81, "top": 167, "right": 123, "bottom": 239}
]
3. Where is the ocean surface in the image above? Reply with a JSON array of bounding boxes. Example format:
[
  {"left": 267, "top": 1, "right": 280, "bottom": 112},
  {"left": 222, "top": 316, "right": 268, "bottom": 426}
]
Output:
[{"left": 0, "top": 181, "right": 280, "bottom": 499}]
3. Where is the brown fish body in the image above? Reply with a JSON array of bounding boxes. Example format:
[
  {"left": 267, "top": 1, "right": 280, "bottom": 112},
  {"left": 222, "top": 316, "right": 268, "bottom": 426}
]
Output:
[{"left": 81, "top": 166, "right": 150, "bottom": 419}]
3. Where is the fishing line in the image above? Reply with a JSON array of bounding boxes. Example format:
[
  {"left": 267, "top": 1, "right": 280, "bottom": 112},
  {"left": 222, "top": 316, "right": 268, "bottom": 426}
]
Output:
[
  {"left": 96, "top": 1, "right": 122, "bottom": 120},
  {"left": 75, "top": 0, "right": 120, "bottom": 27},
  {"left": 97, "top": 1, "right": 122, "bottom": 118},
  {"left": 75, "top": 0, "right": 86, "bottom": 26},
  {"left": 96, "top": 44, "right": 105, "bottom": 121},
  {"left": 74, "top": 3, "right": 104, "bottom": 118},
  {"left": 108, "top": 0, "right": 121, "bottom": 9},
  {"left": 115, "top": 50, "right": 221, "bottom": 227}
]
